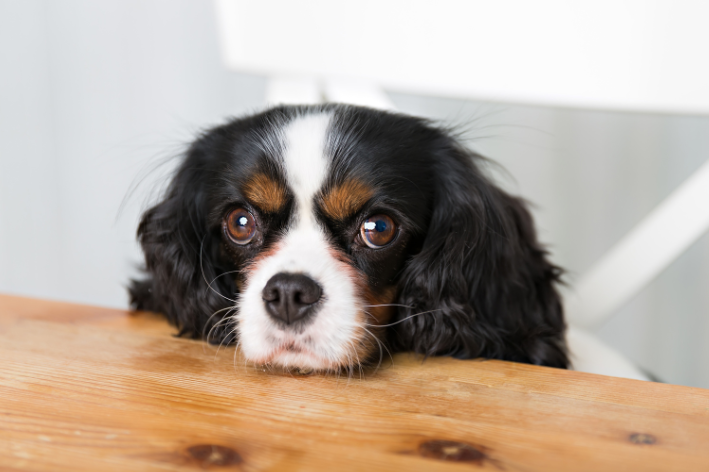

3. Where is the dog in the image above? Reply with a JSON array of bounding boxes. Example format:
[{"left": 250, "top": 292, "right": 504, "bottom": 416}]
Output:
[{"left": 129, "top": 104, "right": 570, "bottom": 374}]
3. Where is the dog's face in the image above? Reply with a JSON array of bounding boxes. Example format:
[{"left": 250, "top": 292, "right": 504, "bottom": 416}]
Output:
[
  {"left": 131, "top": 105, "right": 569, "bottom": 373},
  {"left": 225, "top": 111, "right": 430, "bottom": 370}
]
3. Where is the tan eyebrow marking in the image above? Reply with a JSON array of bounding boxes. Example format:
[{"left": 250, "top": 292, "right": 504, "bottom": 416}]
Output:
[
  {"left": 320, "top": 179, "right": 374, "bottom": 220},
  {"left": 242, "top": 173, "right": 288, "bottom": 213}
]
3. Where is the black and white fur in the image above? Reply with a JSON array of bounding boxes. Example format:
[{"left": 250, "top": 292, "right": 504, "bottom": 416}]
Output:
[{"left": 130, "top": 104, "right": 576, "bottom": 373}]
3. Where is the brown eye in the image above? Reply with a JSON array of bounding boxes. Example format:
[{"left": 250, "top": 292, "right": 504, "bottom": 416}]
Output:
[
  {"left": 224, "top": 208, "right": 256, "bottom": 245},
  {"left": 360, "top": 214, "right": 397, "bottom": 248}
]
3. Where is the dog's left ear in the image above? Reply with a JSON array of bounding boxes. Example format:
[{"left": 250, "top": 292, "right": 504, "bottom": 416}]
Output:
[
  {"left": 392, "top": 138, "right": 568, "bottom": 368},
  {"left": 129, "top": 134, "right": 236, "bottom": 344}
]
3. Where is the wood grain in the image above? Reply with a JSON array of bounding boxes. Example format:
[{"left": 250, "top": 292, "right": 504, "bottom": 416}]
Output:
[{"left": 1, "top": 294, "right": 708, "bottom": 471}]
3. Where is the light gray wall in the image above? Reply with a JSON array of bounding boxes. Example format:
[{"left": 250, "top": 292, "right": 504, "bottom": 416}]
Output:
[
  {"left": 1, "top": 1, "right": 707, "bottom": 388},
  {"left": 0, "top": 0, "right": 264, "bottom": 307}
]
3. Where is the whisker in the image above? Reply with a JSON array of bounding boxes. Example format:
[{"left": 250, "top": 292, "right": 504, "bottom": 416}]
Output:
[
  {"left": 349, "top": 341, "right": 363, "bottom": 381},
  {"left": 202, "top": 305, "right": 237, "bottom": 341},
  {"left": 209, "top": 269, "right": 242, "bottom": 287},
  {"left": 200, "top": 237, "right": 237, "bottom": 304},
  {"left": 232, "top": 338, "right": 243, "bottom": 373},
  {"left": 364, "top": 309, "right": 443, "bottom": 328},
  {"left": 201, "top": 307, "right": 237, "bottom": 357},
  {"left": 214, "top": 322, "right": 238, "bottom": 360},
  {"left": 361, "top": 325, "right": 393, "bottom": 374},
  {"left": 344, "top": 349, "right": 354, "bottom": 381},
  {"left": 359, "top": 325, "right": 381, "bottom": 373},
  {"left": 206, "top": 317, "right": 233, "bottom": 353}
]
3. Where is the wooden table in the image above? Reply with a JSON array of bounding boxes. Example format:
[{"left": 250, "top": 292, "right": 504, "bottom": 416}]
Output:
[{"left": 1, "top": 295, "right": 708, "bottom": 471}]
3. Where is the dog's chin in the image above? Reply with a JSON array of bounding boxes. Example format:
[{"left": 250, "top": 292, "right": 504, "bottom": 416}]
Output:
[
  {"left": 251, "top": 344, "right": 342, "bottom": 373},
  {"left": 269, "top": 348, "right": 336, "bottom": 372},
  {"left": 243, "top": 328, "right": 377, "bottom": 374}
]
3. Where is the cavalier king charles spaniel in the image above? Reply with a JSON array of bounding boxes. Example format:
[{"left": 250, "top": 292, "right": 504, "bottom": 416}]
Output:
[{"left": 129, "top": 104, "right": 570, "bottom": 374}]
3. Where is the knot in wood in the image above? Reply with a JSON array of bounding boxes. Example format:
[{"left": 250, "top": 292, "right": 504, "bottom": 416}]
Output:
[
  {"left": 418, "top": 439, "right": 487, "bottom": 463},
  {"left": 629, "top": 433, "right": 657, "bottom": 445},
  {"left": 186, "top": 444, "right": 242, "bottom": 467}
]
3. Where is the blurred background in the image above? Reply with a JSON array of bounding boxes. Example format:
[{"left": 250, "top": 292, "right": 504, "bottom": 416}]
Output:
[{"left": 1, "top": 0, "right": 707, "bottom": 388}]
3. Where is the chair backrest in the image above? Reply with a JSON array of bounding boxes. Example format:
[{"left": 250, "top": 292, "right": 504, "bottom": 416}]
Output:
[{"left": 215, "top": 0, "right": 709, "bottom": 114}]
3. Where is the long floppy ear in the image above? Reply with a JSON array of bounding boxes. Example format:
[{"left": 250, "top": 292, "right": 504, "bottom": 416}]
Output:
[
  {"left": 128, "top": 138, "right": 236, "bottom": 344},
  {"left": 391, "top": 139, "right": 568, "bottom": 368}
]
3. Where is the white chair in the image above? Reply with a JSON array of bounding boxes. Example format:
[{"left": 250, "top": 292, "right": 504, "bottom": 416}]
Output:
[{"left": 213, "top": 0, "right": 709, "bottom": 380}]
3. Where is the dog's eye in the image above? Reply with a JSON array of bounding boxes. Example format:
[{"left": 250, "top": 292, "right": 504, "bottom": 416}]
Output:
[
  {"left": 224, "top": 208, "right": 257, "bottom": 245},
  {"left": 360, "top": 214, "right": 396, "bottom": 248}
]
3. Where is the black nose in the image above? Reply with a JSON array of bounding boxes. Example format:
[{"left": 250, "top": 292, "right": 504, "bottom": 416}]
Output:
[{"left": 262, "top": 272, "right": 322, "bottom": 325}]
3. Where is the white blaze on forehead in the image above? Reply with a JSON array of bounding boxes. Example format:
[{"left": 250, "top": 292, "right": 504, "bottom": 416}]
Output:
[
  {"left": 236, "top": 111, "right": 364, "bottom": 370},
  {"left": 282, "top": 113, "right": 332, "bottom": 225}
]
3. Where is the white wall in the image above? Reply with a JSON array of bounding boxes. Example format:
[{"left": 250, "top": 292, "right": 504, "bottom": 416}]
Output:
[
  {"left": 0, "top": 0, "right": 264, "bottom": 307},
  {"left": 1, "top": 1, "right": 707, "bottom": 388}
]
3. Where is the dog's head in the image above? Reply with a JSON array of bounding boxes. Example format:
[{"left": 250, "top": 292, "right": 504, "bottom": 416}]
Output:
[{"left": 130, "top": 104, "right": 568, "bottom": 372}]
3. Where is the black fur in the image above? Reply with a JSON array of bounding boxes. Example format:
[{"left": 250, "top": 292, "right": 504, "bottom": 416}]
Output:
[{"left": 130, "top": 104, "right": 568, "bottom": 368}]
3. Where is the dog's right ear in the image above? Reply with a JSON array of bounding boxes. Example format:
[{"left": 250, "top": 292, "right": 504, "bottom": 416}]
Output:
[{"left": 129, "top": 134, "right": 236, "bottom": 344}]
